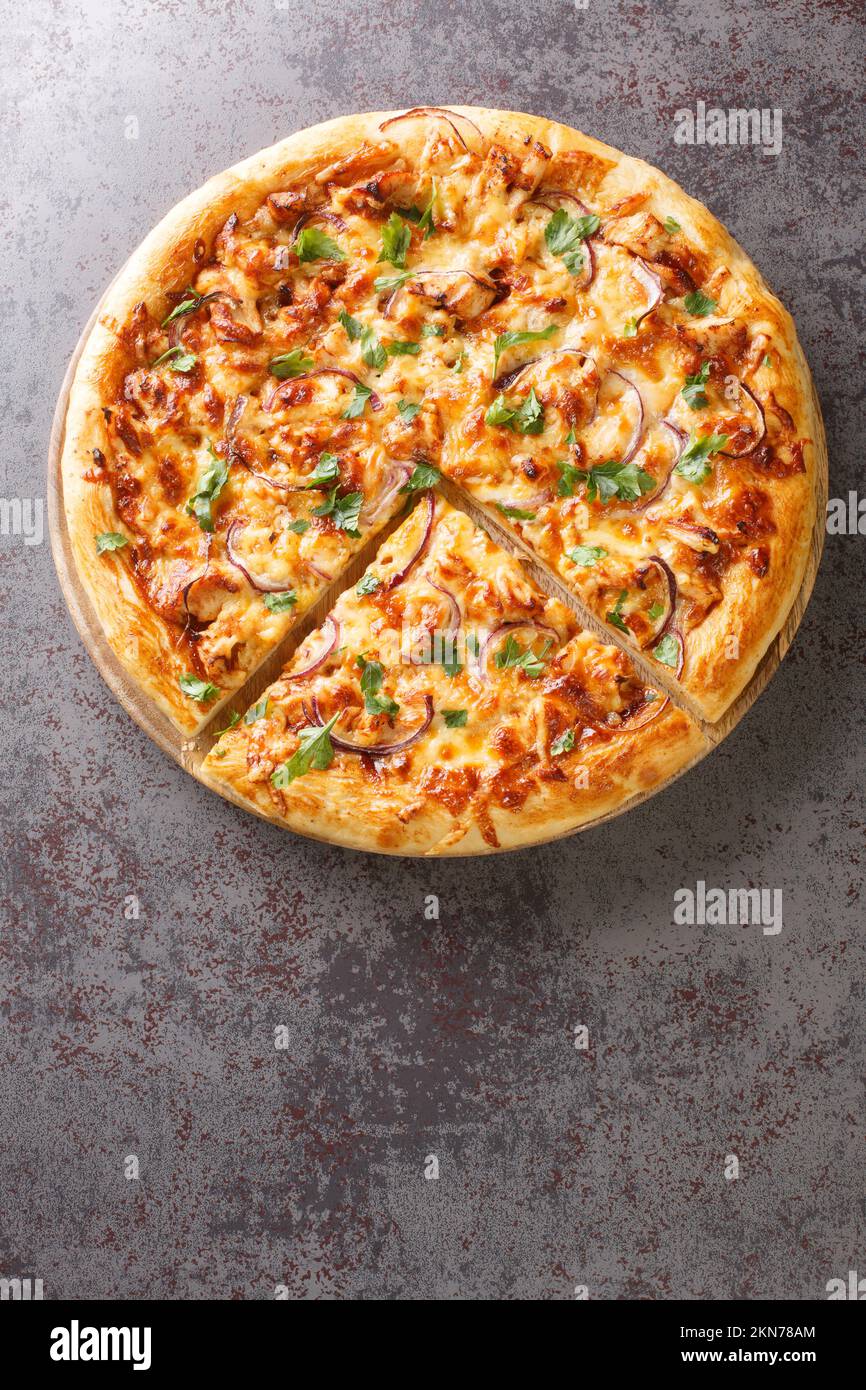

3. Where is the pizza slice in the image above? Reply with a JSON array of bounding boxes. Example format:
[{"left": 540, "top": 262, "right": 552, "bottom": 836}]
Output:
[
  {"left": 202, "top": 494, "right": 707, "bottom": 854},
  {"left": 433, "top": 171, "right": 818, "bottom": 723}
]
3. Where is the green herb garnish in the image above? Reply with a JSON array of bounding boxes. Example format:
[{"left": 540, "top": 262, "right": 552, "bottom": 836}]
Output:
[
  {"left": 575, "top": 459, "right": 656, "bottom": 504},
  {"left": 683, "top": 289, "right": 717, "bottom": 317},
  {"left": 268, "top": 348, "right": 314, "bottom": 379},
  {"left": 494, "top": 634, "right": 553, "bottom": 678},
  {"left": 496, "top": 503, "right": 536, "bottom": 521},
  {"left": 493, "top": 324, "right": 558, "bottom": 378},
  {"left": 342, "top": 383, "right": 373, "bottom": 419},
  {"left": 271, "top": 713, "right": 339, "bottom": 786},
  {"left": 95, "top": 532, "right": 127, "bottom": 554},
  {"left": 263, "top": 591, "right": 297, "bottom": 613},
  {"left": 378, "top": 212, "right": 412, "bottom": 269},
  {"left": 306, "top": 453, "right": 340, "bottom": 487},
  {"left": 550, "top": 728, "right": 575, "bottom": 756},
  {"left": 295, "top": 227, "right": 344, "bottom": 263},
  {"left": 179, "top": 673, "right": 219, "bottom": 702},
  {"left": 485, "top": 386, "right": 545, "bottom": 435},
  {"left": 152, "top": 346, "right": 197, "bottom": 373},
  {"left": 357, "top": 656, "right": 400, "bottom": 717},
  {"left": 311, "top": 488, "right": 363, "bottom": 536},
  {"left": 568, "top": 544, "right": 607, "bottom": 567},
  {"left": 161, "top": 286, "right": 218, "bottom": 328},
  {"left": 544, "top": 208, "right": 600, "bottom": 275},
  {"left": 373, "top": 270, "right": 413, "bottom": 294},
  {"left": 400, "top": 462, "right": 441, "bottom": 492},
  {"left": 675, "top": 432, "right": 728, "bottom": 485},
  {"left": 606, "top": 591, "right": 630, "bottom": 634},
  {"left": 244, "top": 697, "right": 271, "bottom": 724},
  {"left": 653, "top": 633, "right": 681, "bottom": 667},
  {"left": 186, "top": 445, "right": 229, "bottom": 532},
  {"left": 682, "top": 360, "right": 711, "bottom": 410}
]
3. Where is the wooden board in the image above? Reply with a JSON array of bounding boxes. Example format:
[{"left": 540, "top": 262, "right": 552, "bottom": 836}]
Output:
[{"left": 48, "top": 295, "right": 828, "bottom": 856}]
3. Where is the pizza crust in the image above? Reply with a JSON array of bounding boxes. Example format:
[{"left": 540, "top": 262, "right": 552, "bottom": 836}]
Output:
[{"left": 201, "top": 698, "right": 707, "bottom": 856}]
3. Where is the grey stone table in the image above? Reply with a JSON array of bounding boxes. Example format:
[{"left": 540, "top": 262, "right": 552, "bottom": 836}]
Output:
[{"left": 1, "top": 0, "right": 863, "bottom": 1300}]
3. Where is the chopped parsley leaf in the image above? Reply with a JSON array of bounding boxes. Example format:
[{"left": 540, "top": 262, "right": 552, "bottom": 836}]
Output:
[
  {"left": 378, "top": 212, "right": 412, "bottom": 269},
  {"left": 550, "top": 728, "right": 575, "bottom": 756},
  {"left": 568, "top": 544, "right": 607, "bottom": 567},
  {"left": 295, "top": 226, "right": 344, "bottom": 263},
  {"left": 400, "top": 462, "right": 441, "bottom": 492},
  {"left": 493, "top": 324, "right": 558, "bottom": 377},
  {"left": 684, "top": 289, "right": 717, "bottom": 317},
  {"left": 179, "top": 673, "right": 219, "bottom": 702},
  {"left": 682, "top": 360, "right": 711, "bottom": 410},
  {"left": 271, "top": 713, "right": 339, "bottom": 786},
  {"left": 269, "top": 348, "right": 314, "bottom": 379},
  {"left": 95, "top": 532, "right": 127, "bottom": 554},
  {"left": 675, "top": 431, "right": 729, "bottom": 485},
  {"left": 263, "top": 591, "right": 297, "bottom": 613},
  {"left": 606, "top": 590, "right": 631, "bottom": 634}
]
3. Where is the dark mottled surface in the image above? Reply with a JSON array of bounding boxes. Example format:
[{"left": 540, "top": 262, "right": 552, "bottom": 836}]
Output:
[{"left": 1, "top": 0, "right": 864, "bottom": 1300}]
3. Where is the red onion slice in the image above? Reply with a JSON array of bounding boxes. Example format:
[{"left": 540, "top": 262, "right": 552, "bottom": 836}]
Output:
[
  {"left": 478, "top": 621, "right": 560, "bottom": 682},
  {"left": 632, "top": 421, "right": 685, "bottom": 513},
  {"left": 360, "top": 463, "right": 413, "bottom": 525},
  {"left": 266, "top": 367, "right": 382, "bottom": 413},
  {"left": 307, "top": 693, "right": 434, "bottom": 756},
  {"left": 379, "top": 106, "right": 484, "bottom": 148},
  {"left": 225, "top": 520, "right": 297, "bottom": 594},
  {"left": 530, "top": 188, "right": 592, "bottom": 217},
  {"left": 305, "top": 559, "right": 334, "bottom": 582},
  {"left": 719, "top": 380, "right": 767, "bottom": 457},
  {"left": 167, "top": 291, "right": 229, "bottom": 347},
  {"left": 385, "top": 491, "right": 435, "bottom": 590},
  {"left": 288, "top": 616, "right": 339, "bottom": 680},
  {"left": 181, "top": 538, "right": 213, "bottom": 627},
  {"left": 526, "top": 194, "right": 597, "bottom": 289},
  {"left": 493, "top": 346, "right": 598, "bottom": 396},
  {"left": 603, "top": 370, "right": 645, "bottom": 464},
  {"left": 424, "top": 576, "right": 461, "bottom": 635},
  {"left": 630, "top": 257, "right": 664, "bottom": 327},
  {"left": 619, "top": 629, "right": 685, "bottom": 730},
  {"left": 227, "top": 393, "right": 309, "bottom": 494},
  {"left": 665, "top": 518, "right": 720, "bottom": 552},
  {"left": 645, "top": 555, "right": 678, "bottom": 642},
  {"left": 290, "top": 208, "right": 349, "bottom": 237}
]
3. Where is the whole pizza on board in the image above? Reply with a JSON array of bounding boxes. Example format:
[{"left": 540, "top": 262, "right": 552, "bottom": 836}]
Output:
[{"left": 59, "top": 106, "right": 823, "bottom": 854}]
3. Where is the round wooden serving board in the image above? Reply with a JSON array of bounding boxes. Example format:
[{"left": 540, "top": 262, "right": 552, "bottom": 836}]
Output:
[{"left": 48, "top": 291, "right": 828, "bottom": 857}]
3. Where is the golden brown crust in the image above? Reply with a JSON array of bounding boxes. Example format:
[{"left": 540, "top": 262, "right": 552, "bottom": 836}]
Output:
[
  {"left": 201, "top": 700, "right": 707, "bottom": 856},
  {"left": 59, "top": 106, "right": 824, "bottom": 836}
]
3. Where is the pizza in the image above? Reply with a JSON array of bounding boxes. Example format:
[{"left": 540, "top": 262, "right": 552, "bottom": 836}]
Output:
[{"left": 59, "top": 106, "right": 824, "bottom": 852}]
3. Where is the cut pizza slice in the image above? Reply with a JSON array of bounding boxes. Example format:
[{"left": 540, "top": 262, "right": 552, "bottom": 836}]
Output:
[
  {"left": 68, "top": 321, "right": 431, "bottom": 734},
  {"left": 202, "top": 493, "right": 707, "bottom": 854},
  {"left": 434, "top": 189, "right": 818, "bottom": 724}
]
